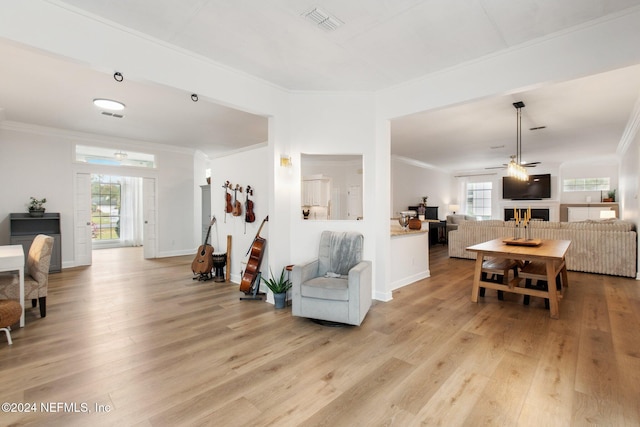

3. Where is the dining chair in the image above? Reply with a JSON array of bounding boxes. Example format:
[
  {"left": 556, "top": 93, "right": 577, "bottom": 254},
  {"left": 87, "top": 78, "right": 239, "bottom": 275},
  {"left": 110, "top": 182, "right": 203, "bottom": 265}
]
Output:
[{"left": 0, "top": 234, "right": 54, "bottom": 318}]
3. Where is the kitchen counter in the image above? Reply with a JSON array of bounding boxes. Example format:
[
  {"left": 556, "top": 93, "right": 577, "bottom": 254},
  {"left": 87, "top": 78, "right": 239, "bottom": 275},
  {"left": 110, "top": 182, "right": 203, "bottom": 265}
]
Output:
[{"left": 389, "top": 221, "right": 430, "bottom": 291}]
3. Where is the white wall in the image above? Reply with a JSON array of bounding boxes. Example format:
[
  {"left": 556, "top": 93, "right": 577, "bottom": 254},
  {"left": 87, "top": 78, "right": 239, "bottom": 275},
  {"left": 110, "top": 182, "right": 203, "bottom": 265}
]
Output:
[
  {"left": 618, "top": 104, "right": 640, "bottom": 279},
  {"left": 559, "top": 159, "right": 619, "bottom": 204},
  {"left": 0, "top": 125, "right": 197, "bottom": 266},
  {"left": 391, "top": 157, "right": 455, "bottom": 220},
  {"left": 209, "top": 146, "right": 269, "bottom": 285},
  {"left": 287, "top": 92, "right": 383, "bottom": 294}
]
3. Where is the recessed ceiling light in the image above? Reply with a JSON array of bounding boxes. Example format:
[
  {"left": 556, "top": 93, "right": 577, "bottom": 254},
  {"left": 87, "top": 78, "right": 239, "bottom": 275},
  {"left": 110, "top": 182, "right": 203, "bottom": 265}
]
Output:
[{"left": 93, "top": 98, "right": 125, "bottom": 111}]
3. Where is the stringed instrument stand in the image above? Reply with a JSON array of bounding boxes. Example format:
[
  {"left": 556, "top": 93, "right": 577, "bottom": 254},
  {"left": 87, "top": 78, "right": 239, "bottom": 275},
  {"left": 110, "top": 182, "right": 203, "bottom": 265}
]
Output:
[
  {"left": 239, "top": 271, "right": 264, "bottom": 301},
  {"left": 239, "top": 216, "right": 268, "bottom": 301}
]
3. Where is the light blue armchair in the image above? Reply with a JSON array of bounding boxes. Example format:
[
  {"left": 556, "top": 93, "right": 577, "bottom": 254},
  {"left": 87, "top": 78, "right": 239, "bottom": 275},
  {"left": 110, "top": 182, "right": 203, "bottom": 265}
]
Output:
[{"left": 291, "top": 231, "right": 372, "bottom": 326}]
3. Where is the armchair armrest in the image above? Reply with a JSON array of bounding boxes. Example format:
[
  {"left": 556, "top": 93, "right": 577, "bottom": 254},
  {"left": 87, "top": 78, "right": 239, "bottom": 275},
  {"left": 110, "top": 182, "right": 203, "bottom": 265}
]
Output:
[
  {"left": 348, "top": 260, "right": 372, "bottom": 325},
  {"left": 291, "top": 259, "right": 319, "bottom": 317}
]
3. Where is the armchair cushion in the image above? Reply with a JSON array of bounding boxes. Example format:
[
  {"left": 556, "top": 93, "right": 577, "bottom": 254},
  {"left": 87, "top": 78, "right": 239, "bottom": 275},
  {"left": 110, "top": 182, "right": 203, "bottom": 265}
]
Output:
[{"left": 318, "top": 231, "right": 364, "bottom": 276}]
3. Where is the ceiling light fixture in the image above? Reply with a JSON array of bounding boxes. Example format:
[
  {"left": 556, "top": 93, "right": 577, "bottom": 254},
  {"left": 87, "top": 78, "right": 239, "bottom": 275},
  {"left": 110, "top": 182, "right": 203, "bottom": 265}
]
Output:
[
  {"left": 114, "top": 151, "right": 128, "bottom": 161},
  {"left": 93, "top": 98, "right": 125, "bottom": 111},
  {"left": 507, "top": 101, "right": 529, "bottom": 181}
]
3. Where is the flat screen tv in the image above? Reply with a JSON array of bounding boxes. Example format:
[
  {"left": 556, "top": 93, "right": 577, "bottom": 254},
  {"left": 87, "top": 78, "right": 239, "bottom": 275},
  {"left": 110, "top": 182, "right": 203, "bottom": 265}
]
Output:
[{"left": 502, "top": 173, "right": 551, "bottom": 200}]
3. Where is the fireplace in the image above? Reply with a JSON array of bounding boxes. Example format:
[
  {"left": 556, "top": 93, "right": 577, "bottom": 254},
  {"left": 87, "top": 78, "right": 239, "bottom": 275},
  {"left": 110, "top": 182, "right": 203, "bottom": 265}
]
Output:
[{"left": 504, "top": 208, "right": 549, "bottom": 221}]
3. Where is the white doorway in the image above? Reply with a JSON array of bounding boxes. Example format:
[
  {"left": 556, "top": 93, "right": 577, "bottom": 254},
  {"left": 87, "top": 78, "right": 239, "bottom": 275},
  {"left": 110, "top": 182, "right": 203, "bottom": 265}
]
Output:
[{"left": 74, "top": 172, "right": 157, "bottom": 265}]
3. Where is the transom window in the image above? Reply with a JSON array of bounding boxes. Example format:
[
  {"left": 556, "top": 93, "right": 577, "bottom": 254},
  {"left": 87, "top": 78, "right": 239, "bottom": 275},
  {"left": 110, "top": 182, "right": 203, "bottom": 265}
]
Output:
[
  {"left": 76, "top": 145, "right": 156, "bottom": 168},
  {"left": 466, "top": 182, "right": 492, "bottom": 219},
  {"left": 563, "top": 177, "right": 610, "bottom": 192}
]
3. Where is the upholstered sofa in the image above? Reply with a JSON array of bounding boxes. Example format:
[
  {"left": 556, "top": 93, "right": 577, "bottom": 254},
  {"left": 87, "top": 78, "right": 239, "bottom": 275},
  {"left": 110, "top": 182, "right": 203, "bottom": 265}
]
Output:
[
  {"left": 446, "top": 214, "right": 477, "bottom": 234},
  {"left": 448, "top": 219, "right": 637, "bottom": 278}
]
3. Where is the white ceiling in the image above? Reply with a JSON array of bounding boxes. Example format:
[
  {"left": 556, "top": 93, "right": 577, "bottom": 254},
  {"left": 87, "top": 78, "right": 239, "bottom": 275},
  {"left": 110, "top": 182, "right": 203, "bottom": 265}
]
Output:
[{"left": 2, "top": 1, "right": 640, "bottom": 168}]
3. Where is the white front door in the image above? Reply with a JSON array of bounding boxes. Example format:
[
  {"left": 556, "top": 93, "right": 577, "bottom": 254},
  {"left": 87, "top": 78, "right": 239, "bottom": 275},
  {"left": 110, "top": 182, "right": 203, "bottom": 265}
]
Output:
[
  {"left": 143, "top": 177, "right": 157, "bottom": 259},
  {"left": 74, "top": 172, "right": 92, "bottom": 266}
]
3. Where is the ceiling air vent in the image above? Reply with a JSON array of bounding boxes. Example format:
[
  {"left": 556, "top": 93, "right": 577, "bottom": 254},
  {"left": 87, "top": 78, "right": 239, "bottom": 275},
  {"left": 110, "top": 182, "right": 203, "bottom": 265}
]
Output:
[
  {"left": 301, "top": 7, "right": 343, "bottom": 31},
  {"left": 101, "top": 111, "right": 124, "bottom": 119}
]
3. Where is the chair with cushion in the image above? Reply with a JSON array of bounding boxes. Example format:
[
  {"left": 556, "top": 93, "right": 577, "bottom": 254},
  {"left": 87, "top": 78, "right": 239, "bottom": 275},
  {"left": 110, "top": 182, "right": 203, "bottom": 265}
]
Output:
[
  {"left": 0, "top": 234, "right": 54, "bottom": 319},
  {"left": 291, "top": 231, "right": 372, "bottom": 326},
  {"left": 0, "top": 300, "right": 22, "bottom": 345}
]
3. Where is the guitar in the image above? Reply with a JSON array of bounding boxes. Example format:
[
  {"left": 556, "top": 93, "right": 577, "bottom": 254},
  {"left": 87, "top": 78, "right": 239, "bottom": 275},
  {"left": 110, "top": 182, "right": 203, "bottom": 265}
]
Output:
[
  {"left": 245, "top": 185, "right": 256, "bottom": 223},
  {"left": 232, "top": 184, "right": 243, "bottom": 217},
  {"left": 192, "top": 216, "right": 216, "bottom": 275},
  {"left": 239, "top": 216, "right": 268, "bottom": 293}
]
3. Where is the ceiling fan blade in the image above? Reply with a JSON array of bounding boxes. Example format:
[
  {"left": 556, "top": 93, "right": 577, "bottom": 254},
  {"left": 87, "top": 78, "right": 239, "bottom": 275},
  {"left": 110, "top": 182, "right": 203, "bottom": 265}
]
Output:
[
  {"left": 523, "top": 162, "right": 540, "bottom": 167},
  {"left": 485, "top": 166, "right": 506, "bottom": 170}
]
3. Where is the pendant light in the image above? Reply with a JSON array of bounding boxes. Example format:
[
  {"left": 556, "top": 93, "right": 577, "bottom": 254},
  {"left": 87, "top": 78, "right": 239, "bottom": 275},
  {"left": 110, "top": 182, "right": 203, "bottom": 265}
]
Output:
[{"left": 507, "top": 101, "right": 528, "bottom": 181}]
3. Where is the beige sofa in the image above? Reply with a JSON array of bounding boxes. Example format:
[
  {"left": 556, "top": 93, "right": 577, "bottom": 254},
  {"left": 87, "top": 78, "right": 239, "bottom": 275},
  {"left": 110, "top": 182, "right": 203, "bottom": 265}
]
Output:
[
  {"left": 446, "top": 214, "right": 477, "bottom": 234},
  {"left": 448, "top": 219, "right": 637, "bottom": 278}
]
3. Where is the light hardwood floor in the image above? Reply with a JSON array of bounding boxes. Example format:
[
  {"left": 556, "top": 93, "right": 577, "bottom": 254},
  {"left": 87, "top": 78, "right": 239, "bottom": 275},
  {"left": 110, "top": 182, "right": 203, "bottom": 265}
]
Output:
[{"left": 1, "top": 245, "right": 639, "bottom": 426}]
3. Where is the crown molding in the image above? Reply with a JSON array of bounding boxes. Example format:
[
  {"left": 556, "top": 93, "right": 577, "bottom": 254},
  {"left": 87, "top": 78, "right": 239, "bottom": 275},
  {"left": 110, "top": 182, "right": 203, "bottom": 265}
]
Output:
[{"left": 0, "top": 120, "right": 195, "bottom": 155}]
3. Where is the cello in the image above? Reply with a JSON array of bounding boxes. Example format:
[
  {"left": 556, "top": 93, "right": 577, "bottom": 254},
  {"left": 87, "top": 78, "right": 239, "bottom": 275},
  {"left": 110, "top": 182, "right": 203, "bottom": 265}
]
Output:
[{"left": 239, "top": 216, "right": 268, "bottom": 294}]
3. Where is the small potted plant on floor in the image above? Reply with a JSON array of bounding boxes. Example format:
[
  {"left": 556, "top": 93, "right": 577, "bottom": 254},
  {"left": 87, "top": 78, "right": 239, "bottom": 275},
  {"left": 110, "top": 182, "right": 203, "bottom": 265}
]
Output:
[
  {"left": 28, "top": 197, "right": 47, "bottom": 217},
  {"left": 261, "top": 267, "right": 292, "bottom": 309}
]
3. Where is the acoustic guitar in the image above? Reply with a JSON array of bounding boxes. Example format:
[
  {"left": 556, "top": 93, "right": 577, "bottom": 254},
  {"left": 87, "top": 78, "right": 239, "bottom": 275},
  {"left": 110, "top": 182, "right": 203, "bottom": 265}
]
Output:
[
  {"left": 192, "top": 216, "right": 216, "bottom": 275},
  {"left": 232, "top": 184, "right": 243, "bottom": 217},
  {"left": 239, "top": 215, "right": 268, "bottom": 293}
]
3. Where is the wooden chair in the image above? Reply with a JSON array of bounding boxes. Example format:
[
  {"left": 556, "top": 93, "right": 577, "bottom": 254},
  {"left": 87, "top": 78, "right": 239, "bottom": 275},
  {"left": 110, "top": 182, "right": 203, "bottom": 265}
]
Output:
[
  {"left": 519, "top": 261, "right": 563, "bottom": 309},
  {"left": 479, "top": 258, "right": 519, "bottom": 300}
]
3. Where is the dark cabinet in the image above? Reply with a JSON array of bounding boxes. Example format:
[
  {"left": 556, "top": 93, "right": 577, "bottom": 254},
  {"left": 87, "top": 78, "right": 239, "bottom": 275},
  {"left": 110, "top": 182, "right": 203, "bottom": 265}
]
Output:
[{"left": 9, "top": 213, "right": 61, "bottom": 273}]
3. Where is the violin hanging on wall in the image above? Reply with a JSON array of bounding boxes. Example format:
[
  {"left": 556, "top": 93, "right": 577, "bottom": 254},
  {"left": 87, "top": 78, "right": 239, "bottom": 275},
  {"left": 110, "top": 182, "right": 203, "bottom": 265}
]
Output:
[
  {"left": 245, "top": 185, "right": 256, "bottom": 223},
  {"left": 223, "top": 181, "right": 233, "bottom": 215},
  {"left": 232, "top": 184, "right": 243, "bottom": 217}
]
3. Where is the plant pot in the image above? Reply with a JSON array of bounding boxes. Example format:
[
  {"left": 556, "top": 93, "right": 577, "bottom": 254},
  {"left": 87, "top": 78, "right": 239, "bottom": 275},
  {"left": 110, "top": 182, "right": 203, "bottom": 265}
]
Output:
[
  {"left": 273, "top": 292, "right": 287, "bottom": 309},
  {"left": 602, "top": 198, "right": 613, "bottom": 202},
  {"left": 29, "top": 208, "right": 45, "bottom": 217}
]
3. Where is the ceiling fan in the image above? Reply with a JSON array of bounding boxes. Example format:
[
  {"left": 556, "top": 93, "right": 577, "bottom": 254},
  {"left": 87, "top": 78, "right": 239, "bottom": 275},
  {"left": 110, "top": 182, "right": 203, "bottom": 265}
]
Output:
[
  {"left": 486, "top": 101, "right": 541, "bottom": 174},
  {"left": 485, "top": 156, "right": 541, "bottom": 170}
]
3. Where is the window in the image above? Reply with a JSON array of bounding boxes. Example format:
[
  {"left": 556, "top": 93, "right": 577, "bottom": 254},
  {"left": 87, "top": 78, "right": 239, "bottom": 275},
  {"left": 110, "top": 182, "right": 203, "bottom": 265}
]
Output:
[
  {"left": 466, "top": 182, "right": 492, "bottom": 219},
  {"left": 563, "top": 177, "right": 610, "bottom": 192},
  {"left": 76, "top": 145, "right": 156, "bottom": 168},
  {"left": 91, "top": 175, "right": 121, "bottom": 241}
]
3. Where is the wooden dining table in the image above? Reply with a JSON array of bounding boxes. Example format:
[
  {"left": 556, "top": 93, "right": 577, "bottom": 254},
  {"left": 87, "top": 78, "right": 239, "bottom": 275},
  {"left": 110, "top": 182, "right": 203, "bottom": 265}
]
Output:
[{"left": 466, "top": 238, "right": 571, "bottom": 319}]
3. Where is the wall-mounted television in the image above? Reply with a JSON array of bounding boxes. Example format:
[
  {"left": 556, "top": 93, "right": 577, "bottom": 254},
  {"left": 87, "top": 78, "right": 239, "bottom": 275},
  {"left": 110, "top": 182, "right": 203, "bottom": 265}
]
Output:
[{"left": 502, "top": 173, "right": 551, "bottom": 200}]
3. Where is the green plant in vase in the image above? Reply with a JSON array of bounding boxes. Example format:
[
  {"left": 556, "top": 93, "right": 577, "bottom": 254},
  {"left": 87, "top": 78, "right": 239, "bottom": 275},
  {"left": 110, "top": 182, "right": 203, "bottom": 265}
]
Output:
[
  {"left": 28, "top": 197, "right": 47, "bottom": 217},
  {"left": 261, "top": 267, "right": 292, "bottom": 309}
]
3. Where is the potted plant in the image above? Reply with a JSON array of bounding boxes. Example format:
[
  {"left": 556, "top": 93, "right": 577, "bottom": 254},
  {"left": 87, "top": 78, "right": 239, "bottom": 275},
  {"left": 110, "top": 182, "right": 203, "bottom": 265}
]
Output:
[
  {"left": 28, "top": 197, "right": 47, "bottom": 217},
  {"left": 261, "top": 267, "right": 292, "bottom": 309},
  {"left": 603, "top": 189, "right": 616, "bottom": 202}
]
